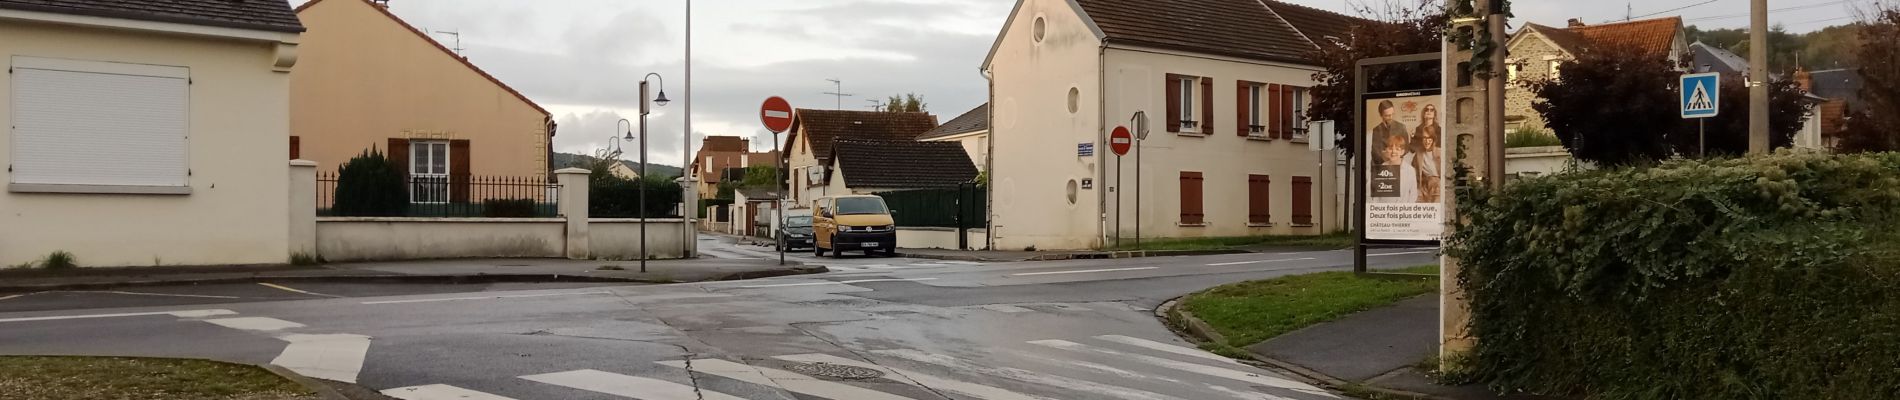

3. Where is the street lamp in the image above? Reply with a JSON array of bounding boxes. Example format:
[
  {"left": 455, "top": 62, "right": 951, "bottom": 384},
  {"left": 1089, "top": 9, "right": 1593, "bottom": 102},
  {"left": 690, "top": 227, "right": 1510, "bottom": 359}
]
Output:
[
  {"left": 611, "top": 119, "right": 634, "bottom": 158},
  {"left": 638, "top": 73, "right": 668, "bottom": 273}
]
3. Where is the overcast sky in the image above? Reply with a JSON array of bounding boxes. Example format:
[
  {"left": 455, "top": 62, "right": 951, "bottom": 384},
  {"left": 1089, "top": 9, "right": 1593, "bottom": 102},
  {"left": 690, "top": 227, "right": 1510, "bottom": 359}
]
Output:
[{"left": 290, "top": 0, "right": 1866, "bottom": 166}]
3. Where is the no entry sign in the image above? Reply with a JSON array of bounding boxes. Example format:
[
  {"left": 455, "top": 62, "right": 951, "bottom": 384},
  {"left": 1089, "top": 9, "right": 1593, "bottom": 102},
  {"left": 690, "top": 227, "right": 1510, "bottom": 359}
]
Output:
[
  {"left": 760, "top": 96, "right": 793, "bottom": 133},
  {"left": 1109, "top": 126, "right": 1133, "bottom": 156}
]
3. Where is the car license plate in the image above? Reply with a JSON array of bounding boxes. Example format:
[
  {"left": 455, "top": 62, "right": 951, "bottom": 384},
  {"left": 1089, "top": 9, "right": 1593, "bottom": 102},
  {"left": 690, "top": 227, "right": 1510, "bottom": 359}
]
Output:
[{"left": 861, "top": 242, "right": 879, "bottom": 248}]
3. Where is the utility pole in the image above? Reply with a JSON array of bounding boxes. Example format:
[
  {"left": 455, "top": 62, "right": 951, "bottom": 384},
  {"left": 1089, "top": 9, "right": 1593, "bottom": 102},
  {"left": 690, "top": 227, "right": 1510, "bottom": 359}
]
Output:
[
  {"left": 434, "top": 30, "right": 463, "bottom": 56},
  {"left": 1748, "top": 0, "right": 1770, "bottom": 154},
  {"left": 823, "top": 79, "right": 854, "bottom": 110},
  {"left": 1438, "top": 0, "right": 1509, "bottom": 364}
]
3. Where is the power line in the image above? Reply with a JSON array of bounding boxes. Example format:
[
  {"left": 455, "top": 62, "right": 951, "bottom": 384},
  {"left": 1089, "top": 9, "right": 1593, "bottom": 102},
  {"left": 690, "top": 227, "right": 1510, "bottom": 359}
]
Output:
[
  {"left": 1632, "top": 0, "right": 1720, "bottom": 20},
  {"left": 1685, "top": 0, "right": 1858, "bottom": 22}
]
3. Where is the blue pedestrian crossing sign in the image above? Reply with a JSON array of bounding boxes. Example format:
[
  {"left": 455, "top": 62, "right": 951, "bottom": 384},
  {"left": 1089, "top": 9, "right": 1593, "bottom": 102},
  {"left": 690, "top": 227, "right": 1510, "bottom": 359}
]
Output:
[{"left": 1681, "top": 72, "right": 1720, "bottom": 119}]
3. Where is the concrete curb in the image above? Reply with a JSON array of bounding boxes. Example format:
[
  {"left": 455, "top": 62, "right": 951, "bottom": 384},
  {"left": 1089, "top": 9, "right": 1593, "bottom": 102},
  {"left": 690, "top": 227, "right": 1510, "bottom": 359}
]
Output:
[
  {"left": 1155, "top": 295, "right": 1452, "bottom": 400},
  {"left": 0, "top": 265, "right": 829, "bottom": 294},
  {"left": 895, "top": 252, "right": 1010, "bottom": 262}
]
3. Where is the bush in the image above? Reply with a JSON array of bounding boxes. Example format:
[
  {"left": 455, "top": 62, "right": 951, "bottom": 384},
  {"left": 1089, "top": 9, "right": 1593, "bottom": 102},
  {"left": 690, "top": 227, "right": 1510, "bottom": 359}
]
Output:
[
  {"left": 591, "top": 175, "right": 682, "bottom": 218},
  {"left": 1504, "top": 127, "right": 1561, "bottom": 148},
  {"left": 481, "top": 198, "right": 538, "bottom": 218},
  {"left": 1447, "top": 152, "right": 1900, "bottom": 399},
  {"left": 332, "top": 149, "right": 407, "bottom": 216},
  {"left": 41, "top": 251, "right": 75, "bottom": 270}
]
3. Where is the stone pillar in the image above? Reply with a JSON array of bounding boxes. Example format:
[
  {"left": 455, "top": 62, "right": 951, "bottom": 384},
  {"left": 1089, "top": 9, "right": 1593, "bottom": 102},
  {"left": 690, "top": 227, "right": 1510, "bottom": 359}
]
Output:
[
  {"left": 288, "top": 160, "right": 318, "bottom": 260},
  {"left": 556, "top": 168, "right": 591, "bottom": 260}
]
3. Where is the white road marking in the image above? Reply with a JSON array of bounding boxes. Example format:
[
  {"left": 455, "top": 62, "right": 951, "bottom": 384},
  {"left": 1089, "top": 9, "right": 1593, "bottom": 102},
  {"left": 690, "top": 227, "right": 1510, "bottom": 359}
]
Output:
[
  {"left": 937, "top": 261, "right": 984, "bottom": 265},
  {"left": 1096, "top": 335, "right": 1245, "bottom": 365},
  {"left": 360, "top": 291, "right": 612, "bottom": 305},
  {"left": 872, "top": 349, "right": 1185, "bottom": 400},
  {"left": 0, "top": 309, "right": 235, "bottom": 323},
  {"left": 980, "top": 304, "right": 1034, "bottom": 313},
  {"left": 1029, "top": 340, "right": 1332, "bottom": 397},
  {"left": 776, "top": 353, "right": 1055, "bottom": 400},
  {"left": 1010, "top": 267, "right": 1157, "bottom": 276},
  {"left": 381, "top": 384, "right": 519, "bottom": 400},
  {"left": 69, "top": 290, "right": 240, "bottom": 299},
  {"left": 737, "top": 278, "right": 936, "bottom": 288},
  {"left": 659, "top": 359, "right": 910, "bottom": 400},
  {"left": 1204, "top": 257, "right": 1316, "bottom": 266},
  {"left": 0, "top": 293, "right": 33, "bottom": 301},
  {"left": 1024, "top": 356, "right": 1185, "bottom": 385},
  {"left": 521, "top": 369, "right": 745, "bottom": 400},
  {"left": 273, "top": 334, "right": 372, "bottom": 383},
  {"left": 904, "top": 263, "right": 946, "bottom": 267},
  {"left": 1209, "top": 383, "right": 1299, "bottom": 400},
  {"left": 258, "top": 282, "right": 342, "bottom": 298},
  {"left": 204, "top": 317, "right": 305, "bottom": 332},
  {"left": 1370, "top": 251, "right": 1434, "bottom": 257}
]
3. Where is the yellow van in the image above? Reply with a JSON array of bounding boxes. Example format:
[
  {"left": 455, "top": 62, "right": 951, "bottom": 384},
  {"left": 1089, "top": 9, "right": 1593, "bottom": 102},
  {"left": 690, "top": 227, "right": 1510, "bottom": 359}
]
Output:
[{"left": 812, "top": 195, "right": 896, "bottom": 257}]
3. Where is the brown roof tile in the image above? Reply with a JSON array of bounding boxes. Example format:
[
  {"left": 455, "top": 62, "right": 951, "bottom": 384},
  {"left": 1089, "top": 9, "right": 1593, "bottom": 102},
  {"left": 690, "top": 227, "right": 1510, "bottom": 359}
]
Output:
[
  {"left": 1075, "top": 0, "right": 1355, "bottom": 64},
  {"left": 917, "top": 103, "right": 988, "bottom": 140},
  {"left": 0, "top": 0, "right": 305, "bottom": 32},
  {"left": 786, "top": 109, "right": 938, "bottom": 165},
  {"left": 831, "top": 139, "right": 978, "bottom": 189},
  {"left": 1532, "top": 17, "right": 1680, "bottom": 58}
]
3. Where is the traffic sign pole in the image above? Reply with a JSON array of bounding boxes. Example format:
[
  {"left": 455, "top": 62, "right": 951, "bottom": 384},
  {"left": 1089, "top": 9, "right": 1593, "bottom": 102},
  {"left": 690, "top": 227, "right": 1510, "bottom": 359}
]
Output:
[{"left": 760, "top": 96, "right": 794, "bottom": 265}]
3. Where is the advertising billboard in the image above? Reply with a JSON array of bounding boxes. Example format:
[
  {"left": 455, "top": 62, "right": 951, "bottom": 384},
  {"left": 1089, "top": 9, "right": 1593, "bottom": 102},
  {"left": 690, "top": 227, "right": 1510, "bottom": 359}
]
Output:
[{"left": 1363, "top": 92, "right": 1444, "bottom": 242}]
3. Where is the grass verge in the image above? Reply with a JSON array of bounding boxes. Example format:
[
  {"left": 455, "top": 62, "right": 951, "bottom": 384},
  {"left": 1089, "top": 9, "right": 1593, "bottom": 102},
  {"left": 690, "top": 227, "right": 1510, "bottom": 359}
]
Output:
[
  {"left": 1109, "top": 232, "right": 1353, "bottom": 251},
  {"left": 1183, "top": 264, "right": 1439, "bottom": 348},
  {"left": 0, "top": 356, "right": 316, "bottom": 400}
]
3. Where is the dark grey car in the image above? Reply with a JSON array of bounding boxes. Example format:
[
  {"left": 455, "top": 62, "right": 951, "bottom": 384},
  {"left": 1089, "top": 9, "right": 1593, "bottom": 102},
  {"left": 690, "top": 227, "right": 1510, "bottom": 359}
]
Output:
[{"left": 776, "top": 215, "right": 814, "bottom": 250}]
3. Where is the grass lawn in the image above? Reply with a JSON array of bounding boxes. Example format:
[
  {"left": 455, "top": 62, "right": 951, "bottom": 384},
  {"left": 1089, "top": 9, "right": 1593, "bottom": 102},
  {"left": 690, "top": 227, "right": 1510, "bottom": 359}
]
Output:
[
  {"left": 1182, "top": 265, "right": 1439, "bottom": 349},
  {"left": 0, "top": 356, "right": 316, "bottom": 400},
  {"left": 1109, "top": 232, "right": 1354, "bottom": 251}
]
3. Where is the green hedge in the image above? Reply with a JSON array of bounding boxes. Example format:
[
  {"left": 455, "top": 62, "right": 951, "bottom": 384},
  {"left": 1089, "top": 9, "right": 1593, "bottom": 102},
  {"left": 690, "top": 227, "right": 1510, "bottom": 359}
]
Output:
[{"left": 1448, "top": 152, "right": 1900, "bottom": 399}]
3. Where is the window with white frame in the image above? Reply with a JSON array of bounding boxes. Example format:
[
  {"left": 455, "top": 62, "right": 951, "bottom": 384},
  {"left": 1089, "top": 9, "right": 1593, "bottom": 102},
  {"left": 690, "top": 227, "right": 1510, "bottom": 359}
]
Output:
[
  {"left": 1289, "top": 86, "right": 1308, "bottom": 140},
  {"left": 9, "top": 57, "right": 190, "bottom": 194},
  {"left": 1507, "top": 62, "right": 1522, "bottom": 84},
  {"left": 1179, "top": 77, "right": 1197, "bottom": 131},
  {"left": 410, "top": 141, "right": 450, "bottom": 203},
  {"left": 1548, "top": 60, "right": 1563, "bottom": 80},
  {"left": 1248, "top": 84, "right": 1264, "bottom": 134}
]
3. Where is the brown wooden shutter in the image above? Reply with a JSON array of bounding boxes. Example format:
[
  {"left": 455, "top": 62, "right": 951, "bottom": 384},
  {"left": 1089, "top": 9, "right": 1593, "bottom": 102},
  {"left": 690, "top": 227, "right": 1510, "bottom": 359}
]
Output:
[
  {"left": 290, "top": 136, "right": 301, "bottom": 160},
  {"left": 1293, "top": 176, "right": 1314, "bottom": 225},
  {"left": 388, "top": 138, "right": 410, "bottom": 178},
  {"left": 450, "top": 140, "right": 472, "bottom": 203},
  {"left": 1284, "top": 85, "right": 1299, "bottom": 139},
  {"left": 1199, "top": 77, "right": 1214, "bottom": 135},
  {"left": 1236, "top": 81, "right": 1251, "bottom": 136},
  {"left": 1165, "top": 74, "right": 1182, "bottom": 133},
  {"left": 1179, "top": 171, "right": 1204, "bottom": 225},
  {"left": 1248, "top": 174, "right": 1271, "bottom": 224},
  {"left": 1266, "top": 85, "right": 1283, "bottom": 138}
]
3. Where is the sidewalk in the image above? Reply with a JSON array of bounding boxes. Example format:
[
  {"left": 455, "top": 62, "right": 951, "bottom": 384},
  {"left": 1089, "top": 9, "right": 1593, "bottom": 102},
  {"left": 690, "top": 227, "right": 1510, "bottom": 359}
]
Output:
[
  {"left": 0, "top": 257, "right": 821, "bottom": 293},
  {"left": 1242, "top": 296, "right": 1522, "bottom": 400}
]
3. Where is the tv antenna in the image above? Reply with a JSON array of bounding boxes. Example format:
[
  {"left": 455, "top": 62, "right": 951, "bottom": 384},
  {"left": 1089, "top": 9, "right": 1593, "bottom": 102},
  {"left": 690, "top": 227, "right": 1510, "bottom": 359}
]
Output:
[
  {"left": 865, "top": 99, "right": 886, "bottom": 111},
  {"left": 823, "top": 78, "right": 854, "bottom": 110},
  {"left": 434, "top": 30, "right": 464, "bottom": 56}
]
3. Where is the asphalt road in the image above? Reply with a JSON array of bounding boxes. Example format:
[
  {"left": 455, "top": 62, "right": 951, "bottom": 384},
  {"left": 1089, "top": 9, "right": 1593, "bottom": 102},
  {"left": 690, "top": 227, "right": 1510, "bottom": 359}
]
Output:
[{"left": 0, "top": 235, "right": 1438, "bottom": 400}]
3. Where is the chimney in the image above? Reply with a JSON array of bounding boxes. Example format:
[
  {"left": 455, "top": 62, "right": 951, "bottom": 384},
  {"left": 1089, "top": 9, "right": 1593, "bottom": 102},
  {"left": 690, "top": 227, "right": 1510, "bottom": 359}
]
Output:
[
  {"left": 372, "top": 0, "right": 390, "bottom": 8},
  {"left": 1567, "top": 18, "right": 1586, "bottom": 28},
  {"left": 1794, "top": 68, "right": 1814, "bottom": 93}
]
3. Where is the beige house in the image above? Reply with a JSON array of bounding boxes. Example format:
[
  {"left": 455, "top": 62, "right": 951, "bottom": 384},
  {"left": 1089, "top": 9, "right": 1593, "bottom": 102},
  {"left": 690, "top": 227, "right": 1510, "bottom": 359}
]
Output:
[
  {"left": 1504, "top": 17, "right": 1686, "bottom": 132},
  {"left": 984, "top": 0, "right": 1354, "bottom": 250},
  {"left": 0, "top": 0, "right": 303, "bottom": 267},
  {"left": 291, "top": 0, "right": 555, "bottom": 194},
  {"left": 917, "top": 104, "right": 991, "bottom": 171},
  {"left": 781, "top": 109, "right": 937, "bottom": 208}
]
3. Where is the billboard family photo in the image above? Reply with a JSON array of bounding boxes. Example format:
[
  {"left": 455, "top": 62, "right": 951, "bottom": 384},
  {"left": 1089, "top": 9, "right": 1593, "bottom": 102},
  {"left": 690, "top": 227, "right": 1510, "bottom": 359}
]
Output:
[{"left": 1363, "top": 93, "right": 1445, "bottom": 242}]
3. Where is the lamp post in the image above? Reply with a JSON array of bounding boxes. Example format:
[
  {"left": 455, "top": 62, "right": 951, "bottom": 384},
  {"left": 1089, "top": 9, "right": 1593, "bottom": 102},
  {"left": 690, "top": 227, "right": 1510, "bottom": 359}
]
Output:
[
  {"left": 639, "top": 73, "right": 670, "bottom": 273},
  {"left": 683, "top": 0, "right": 697, "bottom": 258},
  {"left": 611, "top": 119, "right": 634, "bottom": 158}
]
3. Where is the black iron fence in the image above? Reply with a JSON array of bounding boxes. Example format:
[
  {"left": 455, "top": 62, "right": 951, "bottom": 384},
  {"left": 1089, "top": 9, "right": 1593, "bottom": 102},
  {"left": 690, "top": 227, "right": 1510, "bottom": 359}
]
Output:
[
  {"left": 875, "top": 184, "right": 987, "bottom": 229},
  {"left": 317, "top": 172, "right": 560, "bottom": 218}
]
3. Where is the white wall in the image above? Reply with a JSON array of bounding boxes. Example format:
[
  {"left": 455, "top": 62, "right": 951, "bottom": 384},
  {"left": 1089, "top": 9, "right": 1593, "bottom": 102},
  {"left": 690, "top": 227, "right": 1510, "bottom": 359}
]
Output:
[
  {"left": 897, "top": 227, "right": 987, "bottom": 250},
  {"left": 0, "top": 21, "right": 294, "bottom": 267},
  {"left": 316, "top": 218, "right": 566, "bottom": 261},
  {"left": 1504, "top": 146, "right": 1578, "bottom": 180},
  {"left": 590, "top": 219, "right": 689, "bottom": 260},
  {"left": 986, "top": 0, "right": 1105, "bottom": 251}
]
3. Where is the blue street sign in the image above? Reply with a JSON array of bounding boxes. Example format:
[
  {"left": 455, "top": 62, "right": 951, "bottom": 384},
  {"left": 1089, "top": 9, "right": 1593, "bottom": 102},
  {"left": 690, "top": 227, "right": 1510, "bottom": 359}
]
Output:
[{"left": 1681, "top": 72, "right": 1720, "bottom": 119}]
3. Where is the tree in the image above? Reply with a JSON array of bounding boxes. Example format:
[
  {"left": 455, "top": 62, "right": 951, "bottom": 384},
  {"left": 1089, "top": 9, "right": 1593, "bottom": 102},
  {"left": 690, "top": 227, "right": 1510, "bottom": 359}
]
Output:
[
  {"left": 881, "top": 93, "right": 927, "bottom": 113},
  {"left": 332, "top": 148, "right": 407, "bottom": 216},
  {"left": 1305, "top": 1, "right": 1446, "bottom": 159},
  {"left": 1837, "top": 3, "right": 1900, "bottom": 153},
  {"left": 1529, "top": 45, "right": 1681, "bottom": 167}
]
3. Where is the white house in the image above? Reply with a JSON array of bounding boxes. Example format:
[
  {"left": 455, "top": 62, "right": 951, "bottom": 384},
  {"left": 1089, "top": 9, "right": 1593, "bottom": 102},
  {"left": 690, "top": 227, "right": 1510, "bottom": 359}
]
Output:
[
  {"left": 983, "top": 0, "right": 1355, "bottom": 250},
  {"left": 1, "top": 0, "right": 304, "bottom": 267},
  {"left": 917, "top": 104, "right": 991, "bottom": 171}
]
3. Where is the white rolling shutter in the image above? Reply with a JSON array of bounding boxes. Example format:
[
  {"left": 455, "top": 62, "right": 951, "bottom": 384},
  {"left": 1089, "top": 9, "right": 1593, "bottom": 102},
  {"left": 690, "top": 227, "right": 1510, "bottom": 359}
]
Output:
[{"left": 11, "top": 57, "right": 189, "bottom": 188}]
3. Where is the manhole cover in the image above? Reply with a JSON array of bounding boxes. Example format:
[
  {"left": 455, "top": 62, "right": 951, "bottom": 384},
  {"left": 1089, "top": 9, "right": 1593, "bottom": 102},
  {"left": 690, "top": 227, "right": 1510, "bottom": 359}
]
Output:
[{"left": 784, "top": 362, "right": 885, "bottom": 380}]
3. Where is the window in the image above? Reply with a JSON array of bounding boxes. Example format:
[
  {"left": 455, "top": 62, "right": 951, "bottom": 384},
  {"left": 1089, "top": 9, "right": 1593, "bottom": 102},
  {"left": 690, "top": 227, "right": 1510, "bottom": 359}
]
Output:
[
  {"left": 410, "top": 141, "right": 450, "bottom": 204},
  {"left": 1248, "top": 174, "right": 1271, "bottom": 225},
  {"left": 1240, "top": 83, "right": 1308, "bottom": 140},
  {"left": 1506, "top": 62, "right": 1522, "bottom": 85},
  {"left": 1165, "top": 74, "right": 1211, "bottom": 134},
  {"left": 1548, "top": 60, "right": 1563, "bottom": 80},
  {"left": 1248, "top": 84, "right": 1264, "bottom": 133},
  {"left": 1288, "top": 87, "right": 1307, "bottom": 140},
  {"left": 1292, "top": 176, "right": 1314, "bottom": 226},
  {"left": 1179, "top": 171, "right": 1204, "bottom": 225},
  {"left": 9, "top": 57, "right": 189, "bottom": 194}
]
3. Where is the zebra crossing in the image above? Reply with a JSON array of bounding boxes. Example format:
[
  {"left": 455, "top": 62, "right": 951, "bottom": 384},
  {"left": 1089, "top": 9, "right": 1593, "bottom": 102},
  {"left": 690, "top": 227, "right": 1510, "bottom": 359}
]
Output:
[{"left": 378, "top": 334, "right": 1338, "bottom": 400}]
